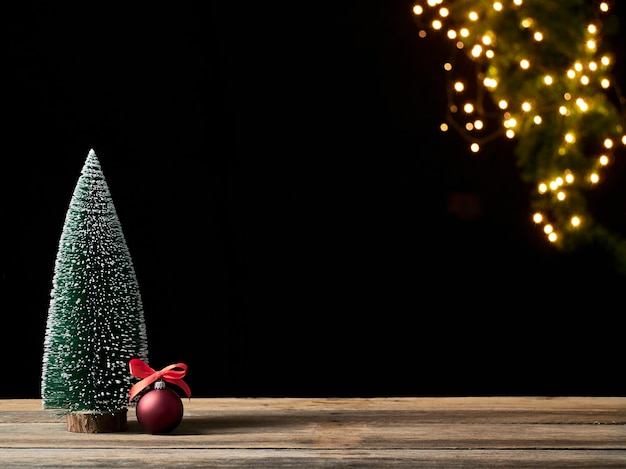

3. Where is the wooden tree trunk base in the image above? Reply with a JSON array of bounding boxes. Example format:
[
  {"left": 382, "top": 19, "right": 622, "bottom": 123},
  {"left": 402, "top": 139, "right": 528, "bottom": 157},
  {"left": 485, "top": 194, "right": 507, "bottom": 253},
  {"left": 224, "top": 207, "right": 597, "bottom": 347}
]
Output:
[{"left": 66, "top": 409, "right": 128, "bottom": 433}]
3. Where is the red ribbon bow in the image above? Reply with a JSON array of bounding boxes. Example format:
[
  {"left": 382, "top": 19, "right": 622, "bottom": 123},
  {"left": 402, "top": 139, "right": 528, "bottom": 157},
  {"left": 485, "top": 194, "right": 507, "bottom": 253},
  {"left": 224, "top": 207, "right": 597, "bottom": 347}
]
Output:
[{"left": 128, "top": 358, "right": 192, "bottom": 402}]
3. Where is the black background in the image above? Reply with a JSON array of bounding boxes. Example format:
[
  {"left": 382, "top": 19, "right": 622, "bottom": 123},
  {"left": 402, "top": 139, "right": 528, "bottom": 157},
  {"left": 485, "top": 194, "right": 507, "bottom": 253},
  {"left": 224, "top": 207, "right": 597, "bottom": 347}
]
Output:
[{"left": 2, "top": 1, "right": 625, "bottom": 398}]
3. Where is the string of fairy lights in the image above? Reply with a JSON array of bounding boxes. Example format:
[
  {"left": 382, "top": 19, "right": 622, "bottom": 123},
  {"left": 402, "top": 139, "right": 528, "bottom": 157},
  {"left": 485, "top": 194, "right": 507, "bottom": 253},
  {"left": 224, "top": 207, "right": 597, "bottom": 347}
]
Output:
[{"left": 411, "top": 0, "right": 626, "bottom": 256}]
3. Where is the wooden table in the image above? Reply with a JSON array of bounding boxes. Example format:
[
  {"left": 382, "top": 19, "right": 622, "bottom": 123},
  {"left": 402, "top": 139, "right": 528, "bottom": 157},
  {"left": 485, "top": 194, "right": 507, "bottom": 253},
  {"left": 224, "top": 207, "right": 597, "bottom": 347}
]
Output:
[{"left": 1, "top": 397, "right": 625, "bottom": 468}]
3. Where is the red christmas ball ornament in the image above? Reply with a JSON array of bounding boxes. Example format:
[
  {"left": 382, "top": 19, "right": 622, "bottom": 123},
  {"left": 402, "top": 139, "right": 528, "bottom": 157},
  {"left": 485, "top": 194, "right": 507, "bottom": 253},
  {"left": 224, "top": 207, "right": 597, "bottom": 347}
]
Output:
[
  {"left": 135, "top": 380, "right": 183, "bottom": 434},
  {"left": 128, "top": 359, "right": 191, "bottom": 434}
]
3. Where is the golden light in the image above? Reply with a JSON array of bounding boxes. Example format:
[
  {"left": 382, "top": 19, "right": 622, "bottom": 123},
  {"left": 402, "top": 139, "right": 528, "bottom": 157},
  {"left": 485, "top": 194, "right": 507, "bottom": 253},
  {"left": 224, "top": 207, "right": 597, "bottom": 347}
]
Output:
[
  {"left": 483, "top": 77, "right": 497, "bottom": 88},
  {"left": 503, "top": 117, "right": 517, "bottom": 128},
  {"left": 411, "top": 0, "right": 626, "bottom": 252}
]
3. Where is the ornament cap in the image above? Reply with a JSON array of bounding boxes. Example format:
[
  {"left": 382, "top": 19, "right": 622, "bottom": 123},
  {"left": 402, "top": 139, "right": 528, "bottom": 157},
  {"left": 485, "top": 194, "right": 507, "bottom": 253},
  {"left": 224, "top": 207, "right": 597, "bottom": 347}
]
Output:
[{"left": 154, "top": 380, "right": 166, "bottom": 390}]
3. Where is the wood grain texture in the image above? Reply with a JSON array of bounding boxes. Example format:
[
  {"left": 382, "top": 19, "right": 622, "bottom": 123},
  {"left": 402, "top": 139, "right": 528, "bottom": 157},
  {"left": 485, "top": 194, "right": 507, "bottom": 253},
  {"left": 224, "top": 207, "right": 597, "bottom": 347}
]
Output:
[
  {"left": 65, "top": 409, "right": 128, "bottom": 433},
  {"left": 1, "top": 397, "right": 625, "bottom": 468}
]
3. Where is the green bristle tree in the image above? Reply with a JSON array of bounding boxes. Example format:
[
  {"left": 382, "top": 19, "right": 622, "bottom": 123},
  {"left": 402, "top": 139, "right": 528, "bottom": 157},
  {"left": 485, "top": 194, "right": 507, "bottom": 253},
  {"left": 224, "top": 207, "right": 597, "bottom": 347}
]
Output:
[{"left": 41, "top": 148, "right": 148, "bottom": 432}]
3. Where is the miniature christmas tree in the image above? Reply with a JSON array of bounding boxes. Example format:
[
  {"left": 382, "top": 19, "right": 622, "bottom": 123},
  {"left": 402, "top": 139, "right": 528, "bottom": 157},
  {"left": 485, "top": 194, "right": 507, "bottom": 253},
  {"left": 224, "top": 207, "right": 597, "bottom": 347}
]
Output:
[{"left": 41, "top": 148, "right": 149, "bottom": 432}]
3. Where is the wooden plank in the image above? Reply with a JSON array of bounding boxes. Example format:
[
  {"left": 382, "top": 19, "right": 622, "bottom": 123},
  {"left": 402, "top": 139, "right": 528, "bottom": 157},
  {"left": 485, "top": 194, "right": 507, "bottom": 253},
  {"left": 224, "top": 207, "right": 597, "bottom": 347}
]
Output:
[
  {"left": 1, "top": 448, "right": 626, "bottom": 468},
  {"left": 0, "top": 397, "right": 624, "bottom": 468},
  {"left": 3, "top": 396, "right": 625, "bottom": 418},
  {"left": 1, "top": 421, "right": 625, "bottom": 449}
]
